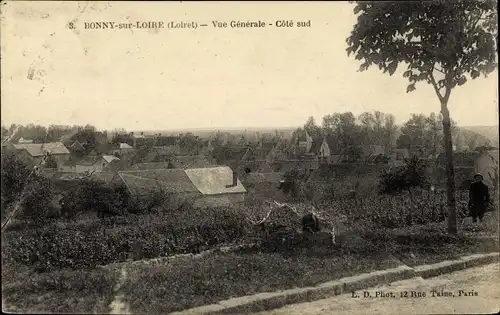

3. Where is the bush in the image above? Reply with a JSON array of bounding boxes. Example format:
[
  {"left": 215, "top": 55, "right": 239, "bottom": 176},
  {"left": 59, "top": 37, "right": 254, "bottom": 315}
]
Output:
[
  {"left": 379, "top": 156, "right": 430, "bottom": 195},
  {"left": 3, "top": 207, "right": 248, "bottom": 271}
]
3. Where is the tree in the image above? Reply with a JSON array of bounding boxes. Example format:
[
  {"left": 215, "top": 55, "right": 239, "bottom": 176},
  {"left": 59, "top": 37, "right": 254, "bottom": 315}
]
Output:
[
  {"left": 322, "top": 112, "right": 361, "bottom": 150},
  {"left": 21, "top": 175, "right": 55, "bottom": 225},
  {"left": 379, "top": 156, "right": 430, "bottom": 197},
  {"left": 1, "top": 153, "right": 31, "bottom": 203},
  {"left": 397, "top": 113, "right": 442, "bottom": 157},
  {"left": 304, "top": 116, "right": 323, "bottom": 139},
  {"left": 347, "top": 1, "right": 498, "bottom": 234}
]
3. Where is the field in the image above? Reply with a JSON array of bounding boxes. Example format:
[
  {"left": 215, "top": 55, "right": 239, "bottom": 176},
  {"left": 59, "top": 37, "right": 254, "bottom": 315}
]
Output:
[{"left": 2, "top": 173, "right": 499, "bottom": 313}]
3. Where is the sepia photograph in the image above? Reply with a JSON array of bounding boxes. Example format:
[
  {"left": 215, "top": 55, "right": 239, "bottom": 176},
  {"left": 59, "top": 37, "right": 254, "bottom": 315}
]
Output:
[{"left": 1, "top": 1, "right": 499, "bottom": 314}]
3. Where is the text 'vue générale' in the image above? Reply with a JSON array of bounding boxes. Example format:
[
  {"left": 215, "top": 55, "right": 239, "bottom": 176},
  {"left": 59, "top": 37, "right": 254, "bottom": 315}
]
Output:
[{"left": 79, "top": 20, "right": 312, "bottom": 30}]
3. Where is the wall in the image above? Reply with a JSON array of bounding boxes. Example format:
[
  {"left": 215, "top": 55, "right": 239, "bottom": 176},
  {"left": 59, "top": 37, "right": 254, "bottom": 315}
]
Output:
[
  {"left": 52, "top": 154, "right": 70, "bottom": 168},
  {"left": 75, "top": 161, "right": 105, "bottom": 174},
  {"left": 193, "top": 193, "right": 246, "bottom": 208},
  {"left": 59, "top": 164, "right": 76, "bottom": 173}
]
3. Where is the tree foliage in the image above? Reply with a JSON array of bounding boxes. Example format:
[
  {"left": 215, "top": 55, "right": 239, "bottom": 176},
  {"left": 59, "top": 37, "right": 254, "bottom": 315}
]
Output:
[
  {"left": 21, "top": 175, "right": 55, "bottom": 225},
  {"left": 379, "top": 156, "right": 430, "bottom": 195},
  {"left": 347, "top": 0, "right": 498, "bottom": 234},
  {"left": 347, "top": 1, "right": 497, "bottom": 94},
  {"left": 1, "top": 153, "right": 31, "bottom": 203}
]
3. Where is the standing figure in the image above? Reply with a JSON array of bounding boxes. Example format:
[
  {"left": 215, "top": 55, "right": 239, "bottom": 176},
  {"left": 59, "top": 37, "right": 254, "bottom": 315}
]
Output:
[{"left": 468, "top": 173, "right": 490, "bottom": 223}]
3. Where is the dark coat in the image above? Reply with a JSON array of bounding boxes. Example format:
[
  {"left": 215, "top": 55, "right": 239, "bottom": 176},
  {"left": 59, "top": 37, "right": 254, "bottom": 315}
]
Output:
[
  {"left": 469, "top": 182, "right": 490, "bottom": 216},
  {"left": 469, "top": 182, "right": 490, "bottom": 205}
]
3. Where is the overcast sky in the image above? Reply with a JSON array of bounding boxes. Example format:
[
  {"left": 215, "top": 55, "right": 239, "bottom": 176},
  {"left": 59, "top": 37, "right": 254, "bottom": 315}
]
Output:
[{"left": 1, "top": 1, "right": 498, "bottom": 130}]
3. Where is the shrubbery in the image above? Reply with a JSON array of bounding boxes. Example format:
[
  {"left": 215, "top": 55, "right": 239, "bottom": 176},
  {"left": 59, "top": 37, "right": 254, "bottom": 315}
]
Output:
[
  {"left": 379, "top": 156, "right": 430, "bottom": 195},
  {"left": 3, "top": 207, "right": 248, "bottom": 271},
  {"left": 1, "top": 153, "right": 30, "bottom": 203}
]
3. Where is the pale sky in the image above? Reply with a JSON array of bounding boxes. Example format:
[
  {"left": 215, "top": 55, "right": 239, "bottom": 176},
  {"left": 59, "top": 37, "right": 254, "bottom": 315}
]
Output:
[{"left": 1, "top": 1, "right": 498, "bottom": 130}]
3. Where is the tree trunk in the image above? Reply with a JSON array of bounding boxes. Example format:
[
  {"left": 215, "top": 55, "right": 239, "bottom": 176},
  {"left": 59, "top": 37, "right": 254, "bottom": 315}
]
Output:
[{"left": 441, "top": 105, "right": 457, "bottom": 234}]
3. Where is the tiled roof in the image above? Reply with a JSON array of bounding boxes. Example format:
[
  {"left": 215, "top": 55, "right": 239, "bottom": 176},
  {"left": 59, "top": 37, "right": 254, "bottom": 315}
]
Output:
[
  {"left": 310, "top": 138, "right": 323, "bottom": 154},
  {"left": 91, "top": 172, "right": 123, "bottom": 185},
  {"left": 212, "top": 145, "right": 250, "bottom": 163},
  {"left": 131, "top": 162, "right": 172, "bottom": 170},
  {"left": 70, "top": 140, "right": 85, "bottom": 151},
  {"left": 255, "top": 162, "right": 274, "bottom": 173},
  {"left": 155, "top": 145, "right": 180, "bottom": 156},
  {"left": 171, "top": 155, "right": 215, "bottom": 169},
  {"left": 102, "top": 155, "right": 120, "bottom": 163},
  {"left": 120, "top": 143, "right": 134, "bottom": 149},
  {"left": 118, "top": 169, "right": 200, "bottom": 195},
  {"left": 185, "top": 166, "right": 247, "bottom": 195},
  {"left": 324, "top": 136, "right": 339, "bottom": 153},
  {"left": 248, "top": 147, "right": 273, "bottom": 161},
  {"left": 13, "top": 142, "right": 70, "bottom": 157},
  {"left": 76, "top": 156, "right": 100, "bottom": 166}
]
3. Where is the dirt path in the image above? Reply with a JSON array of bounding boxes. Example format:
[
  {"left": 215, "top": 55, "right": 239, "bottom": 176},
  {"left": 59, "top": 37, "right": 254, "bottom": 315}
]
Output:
[{"left": 109, "top": 266, "right": 130, "bottom": 314}]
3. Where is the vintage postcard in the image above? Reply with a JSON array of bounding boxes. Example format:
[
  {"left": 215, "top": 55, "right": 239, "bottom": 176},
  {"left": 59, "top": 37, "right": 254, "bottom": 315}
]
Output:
[{"left": 1, "top": 1, "right": 499, "bottom": 314}]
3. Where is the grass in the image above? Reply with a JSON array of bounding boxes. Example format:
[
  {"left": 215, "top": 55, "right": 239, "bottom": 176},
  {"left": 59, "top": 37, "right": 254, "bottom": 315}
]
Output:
[
  {"left": 2, "top": 265, "right": 118, "bottom": 314},
  {"left": 117, "top": 219, "right": 499, "bottom": 314},
  {"left": 120, "top": 250, "right": 400, "bottom": 314}
]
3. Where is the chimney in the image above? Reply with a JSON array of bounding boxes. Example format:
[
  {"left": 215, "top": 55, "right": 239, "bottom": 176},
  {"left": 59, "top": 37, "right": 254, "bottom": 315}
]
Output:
[
  {"left": 226, "top": 170, "right": 238, "bottom": 188},
  {"left": 232, "top": 171, "right": 238, "bottom": 186}
]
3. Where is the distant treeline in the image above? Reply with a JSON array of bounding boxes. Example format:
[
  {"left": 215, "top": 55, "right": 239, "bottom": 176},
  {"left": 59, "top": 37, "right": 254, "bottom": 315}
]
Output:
[{"left": 292, "top": 111, "right": 493, "bottom": 156}]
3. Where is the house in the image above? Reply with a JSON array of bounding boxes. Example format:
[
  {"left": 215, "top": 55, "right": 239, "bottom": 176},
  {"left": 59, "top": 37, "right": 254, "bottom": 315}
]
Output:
[
  {"left": 110, "top": 142, "right": 135, "bottom": 156},
  {"left": 59, "top": 128, "right": 81, "bottom": 147},
  {"left": 141, "top": 145, "right": 181, "bottom": 162},
  {"left": 475, "top": 149, "right": 499, "bottom": 188},
  {"left": 118, "top": 166, "right": 247, "bottom": 208},
  {"left": 68, "top": 140, "right": 85, "bottom": 154},
  {"left": 241, "top": 171, "right": 285, "bottom": 201},
  {"left": 170, "top": 155, "right": 216, "bottom": 169},
  {"left": 131, "top": 162, "right": 174, "bottom": 170},
  {"left": 271, "top": 157, "right": 319, "bottom": 176},
  {"left": 184, "top": 167, "right": 247, "bottom": 207},
  {"left": 245, "top": 146, "right": 277, "bottom": 165},
  {"left": 435, "top": 149, "right": 499, "bottom": 188},
  {"left": 17, "top": 137, "right": 33, "bottom": 144},
  {"left": 131, "top": 133, "right": 156, "bottom": 148},
  {"left": 63, "top": 155, "right": 121, "bottom": 174},
  {"left": 131, "top": 156, "right": 216, "bottom": 170},
  {"left": 296, "top": 130, "right": 313, "bottom": 153},
  {"left": 316, "top": 136, "right": 339, "bottom": 163},
  {"left": 12, "top": 142, "right": 70, "bottom": 168},
  {"left": 211, "top": 145, "right": 252, "bottom": 171}
]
